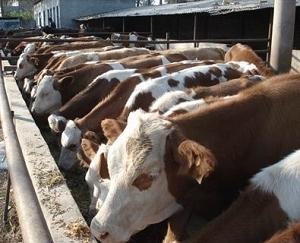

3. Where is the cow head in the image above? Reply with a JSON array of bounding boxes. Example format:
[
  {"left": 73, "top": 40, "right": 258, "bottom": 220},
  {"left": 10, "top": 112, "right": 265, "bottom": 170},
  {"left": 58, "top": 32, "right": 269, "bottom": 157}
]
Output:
[
  {"left": 58, "top": 120, "right": 82, "bottom": 170},
  {"left": 48, "top": 114, "right": 68, "bottom": 133},
  {"left": 90, "top": 110, "right": 216, "bottom": 243},
  {"left": 31, "top": 75, "right": 72, "bottom": 115},
  {"left": 14, "top": 53, "right": 38, "bottom": 81},
  {"left": 23, "top": 43, "right": 36, "bottom": 54}
]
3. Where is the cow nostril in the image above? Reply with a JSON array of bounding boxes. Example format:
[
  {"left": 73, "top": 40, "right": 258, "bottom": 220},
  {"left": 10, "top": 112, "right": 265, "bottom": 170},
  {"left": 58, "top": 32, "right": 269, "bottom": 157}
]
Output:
[{"left": 99, "top": 232, "right": 109, "bottom": 240}]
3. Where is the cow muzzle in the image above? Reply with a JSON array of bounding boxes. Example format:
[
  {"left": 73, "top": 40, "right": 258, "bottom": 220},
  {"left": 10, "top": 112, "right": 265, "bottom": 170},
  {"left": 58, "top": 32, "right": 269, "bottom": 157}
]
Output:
[
  {"left": 58, "top": 146, "right": 79, "bottom": 171},
  {"left": 90, "top": 218, "right": 131, "bottom": 243}
]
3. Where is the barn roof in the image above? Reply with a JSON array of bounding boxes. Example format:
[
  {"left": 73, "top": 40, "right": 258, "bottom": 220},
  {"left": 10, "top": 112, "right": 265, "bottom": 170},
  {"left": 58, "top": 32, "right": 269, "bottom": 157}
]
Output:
[{"left": 76, "top": 0, "right": 300, "bottom": 21}]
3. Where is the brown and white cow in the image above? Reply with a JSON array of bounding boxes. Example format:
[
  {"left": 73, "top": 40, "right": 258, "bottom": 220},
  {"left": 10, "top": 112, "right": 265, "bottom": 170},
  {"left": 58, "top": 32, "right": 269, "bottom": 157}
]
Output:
[
  {"left": 58, "top": 61, "right": 214, "bottom": 170},
  {"left": 34, "top": 40, "right": 112, "bottom": 54},
  {"left": 225, "top": 43, "right": 274, "bottom": 77},
  {"left": 14, "top": 52, "right": 54, "bottom": 81},
  {"left": 119, "top": 61, "right": 257, "bottom": 119},
  {"left": 188, "top": 149, "right": 300, "bottom": 243},
  {"left": 34, "top": 53, "right": 188, "bottom": 117},
  {"left": 149, "top": 75, "right": 265, "bottom": 114},
  {"left": 90, "top": 73, "right": 300, "bottom": 242},
  {"left": 33, "top": 68, "right": 138, "bottom": 116},
  {"left": 47, "top": 58, "right": 215, "bottom": 133}
]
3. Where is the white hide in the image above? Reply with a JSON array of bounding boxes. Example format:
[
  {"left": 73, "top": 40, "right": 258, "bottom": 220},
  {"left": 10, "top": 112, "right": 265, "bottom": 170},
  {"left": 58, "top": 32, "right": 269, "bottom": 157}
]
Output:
[
  {"left": 251, "top": 149, "right": 300, "bottom": 221},
  {"left": 228, "top": 61, "right": 258, "bottom": 74},
  {"left": 88, "top": 69, "right": 137, "bottom": 87},
  {"left": 106, "top": 61, "right": 125, "bottom": 70},
  {"left": 91, "top": 110, "right": 182, "bottom": 243},
  {"left": 149, "top": 90, "right": 195, "bottom": 114},
  {"left": 57, "top": 52, "right": 101, "bottom": 69},
  {"left": 163, "top": 95, "right": 235, "bottom": 117},
  {"left": 125, "top": 63, "right": 233, "bottom": 110},
  {"left": 14, "top": 53, "right": 38, "bottom": 81},
  {"left": 31, "top": 75, "right": 62, "bottom": 115}
]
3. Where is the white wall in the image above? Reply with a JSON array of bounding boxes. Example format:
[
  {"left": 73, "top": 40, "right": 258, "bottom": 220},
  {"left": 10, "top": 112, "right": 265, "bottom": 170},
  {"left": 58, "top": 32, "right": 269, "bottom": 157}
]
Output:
[{"left": 34, "top": 0, "right": 60, "bottom": 28}]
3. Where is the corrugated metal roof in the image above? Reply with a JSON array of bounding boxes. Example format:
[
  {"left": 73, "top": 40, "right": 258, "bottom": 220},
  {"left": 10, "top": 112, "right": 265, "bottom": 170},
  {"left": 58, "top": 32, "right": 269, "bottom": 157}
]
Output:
[{"left": 76, "top": 0, "right": 300, "bottom": 21}]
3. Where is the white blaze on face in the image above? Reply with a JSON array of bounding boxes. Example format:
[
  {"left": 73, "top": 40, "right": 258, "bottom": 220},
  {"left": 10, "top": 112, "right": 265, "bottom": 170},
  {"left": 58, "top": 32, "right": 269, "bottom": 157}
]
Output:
[
  {"left": 31, "top": 75, "right": 62, "bottom": 115},
  {"left": 23, "top": 43, "right": 36, "bottom": 54},
  {"left": 91, "top": 110, "right": 182, "bottom": 243},
  {"left": 14, "top": 53, "right": 37, "bottom": 81},
  {"left": 86, "top": 144, "right": 111, "bottom": 212},
  {"left": 149, "top": 90, "right": 195, "bottom": 114},
  {"left": 61, "top": 120, "right": 82, "bottom": 149},
  {"left": 30, "top": 85, "right": 37, "bottom": 99},
  {"left": 251, "top": 149, "right": 300, "bottom": 221},
  {"left": 23, "top": 78, "right": 34, "bottom": 94}
]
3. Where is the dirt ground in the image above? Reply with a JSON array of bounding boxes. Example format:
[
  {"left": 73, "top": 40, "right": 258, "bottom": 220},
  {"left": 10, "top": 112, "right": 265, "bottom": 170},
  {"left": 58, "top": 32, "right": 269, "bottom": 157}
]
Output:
[{"left": 0, "top": 122, "right": 22, "bottom": 243}]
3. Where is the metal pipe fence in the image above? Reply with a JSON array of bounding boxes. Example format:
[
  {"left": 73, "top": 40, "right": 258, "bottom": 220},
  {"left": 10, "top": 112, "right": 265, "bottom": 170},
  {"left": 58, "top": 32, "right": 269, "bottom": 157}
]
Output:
[{"left": 0, "top": 65, "right": 53, "bottom": 243}]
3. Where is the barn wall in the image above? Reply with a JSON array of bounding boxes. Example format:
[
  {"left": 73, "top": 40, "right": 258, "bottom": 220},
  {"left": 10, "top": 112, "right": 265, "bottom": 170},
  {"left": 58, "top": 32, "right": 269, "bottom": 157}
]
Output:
[{"left": 34, "top": 0, "right": 135, "bottom": 28}]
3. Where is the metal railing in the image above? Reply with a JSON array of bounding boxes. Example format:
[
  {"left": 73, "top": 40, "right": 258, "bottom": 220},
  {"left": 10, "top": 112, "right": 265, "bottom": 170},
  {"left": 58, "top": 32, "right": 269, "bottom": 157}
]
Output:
[{"left": 0, "top": 67, "right": 53, "bottom": 243}]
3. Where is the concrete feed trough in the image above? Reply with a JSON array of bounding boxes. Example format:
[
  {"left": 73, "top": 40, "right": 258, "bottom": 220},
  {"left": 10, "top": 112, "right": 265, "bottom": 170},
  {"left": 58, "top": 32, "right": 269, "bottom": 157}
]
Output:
[{"left": 4, "top": 74, "right": 96, "bottom": 243}]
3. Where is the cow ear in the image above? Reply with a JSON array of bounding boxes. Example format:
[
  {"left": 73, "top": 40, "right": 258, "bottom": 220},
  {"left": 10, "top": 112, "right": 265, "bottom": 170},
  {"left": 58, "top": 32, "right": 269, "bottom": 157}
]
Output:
[
  {"left": 169, "top": 129, "right": 216, "bottom": 184},
  {"left": 83, "top": 131, "right": 100, "bottom": 144},
  {"left": 54, "top": 76, "right": 73, "bottom": 90},
  {"left": 80, "top": 138, "right": 99, "bottom": 166},
  {"left": 101, "top": 119, "right": 126, "bottom": 144},
  {"left": 28, "top": 56, "right": 39, "bottom": 66}
]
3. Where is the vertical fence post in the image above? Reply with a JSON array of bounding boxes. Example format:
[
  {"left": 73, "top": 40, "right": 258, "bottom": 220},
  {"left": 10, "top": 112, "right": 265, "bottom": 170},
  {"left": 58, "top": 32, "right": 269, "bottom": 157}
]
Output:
[
  {"left": 122, "top": 17, "right": 125, "bottom": 33},
  {"left": 266, "top": 9, "right": 273, "bottom": 65},
  {"left": 150, "top": 16, "right": 153, "bottom": 37},
  {"left": 166, "top": 32, "right": 170, "bottom": 49},
  {"left": 193, "top": 13, "right": 197, "bottom": 48},
  {"left": 270, "top": 0, "right": 296, "bottom": 73}
]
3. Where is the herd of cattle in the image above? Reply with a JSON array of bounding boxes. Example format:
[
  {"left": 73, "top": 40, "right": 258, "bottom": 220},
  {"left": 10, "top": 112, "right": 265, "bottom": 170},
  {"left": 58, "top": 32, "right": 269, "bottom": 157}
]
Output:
[{"left": 6, "top": 34, "right": 300, "bottom": 243}]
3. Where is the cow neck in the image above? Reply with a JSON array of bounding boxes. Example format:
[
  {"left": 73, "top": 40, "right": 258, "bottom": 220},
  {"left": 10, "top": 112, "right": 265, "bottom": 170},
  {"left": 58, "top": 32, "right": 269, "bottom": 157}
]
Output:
[
  {"left": 191, "top": 186, "right": 289, "bottom": 243},
  {"left": 77, "top": 75, "right": 142, "bottom": 134},
  {"left": 170, "top": 90, "right": 270, "bottom": 189}
]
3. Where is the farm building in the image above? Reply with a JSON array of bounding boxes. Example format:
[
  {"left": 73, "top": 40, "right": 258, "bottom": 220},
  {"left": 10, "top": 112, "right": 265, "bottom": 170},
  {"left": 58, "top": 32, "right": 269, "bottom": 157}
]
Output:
[
  {"left": 33, "top": 0, "right": 135, "bottom": 28},
  {"left": 76, "top": 0, "right": 300, "bottom": 50}
]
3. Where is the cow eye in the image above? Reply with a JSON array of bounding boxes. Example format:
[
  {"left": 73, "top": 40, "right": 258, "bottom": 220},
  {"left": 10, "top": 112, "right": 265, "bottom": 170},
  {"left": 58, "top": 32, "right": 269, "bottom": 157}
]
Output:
[
  {"left": 19, "top": 63, "right": 24, "bottom": 69},
  {"left": 68, "top": 144, "right": 77, "bottom": 151},
  {"left": 132, "top": 173, "right": 154, "bottom": 191}
]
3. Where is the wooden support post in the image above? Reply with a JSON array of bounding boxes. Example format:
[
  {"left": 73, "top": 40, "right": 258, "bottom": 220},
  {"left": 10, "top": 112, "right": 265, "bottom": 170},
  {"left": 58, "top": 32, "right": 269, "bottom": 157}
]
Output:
[{"left": 102, "top": 18, "right": 105, "bottom": 30}]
